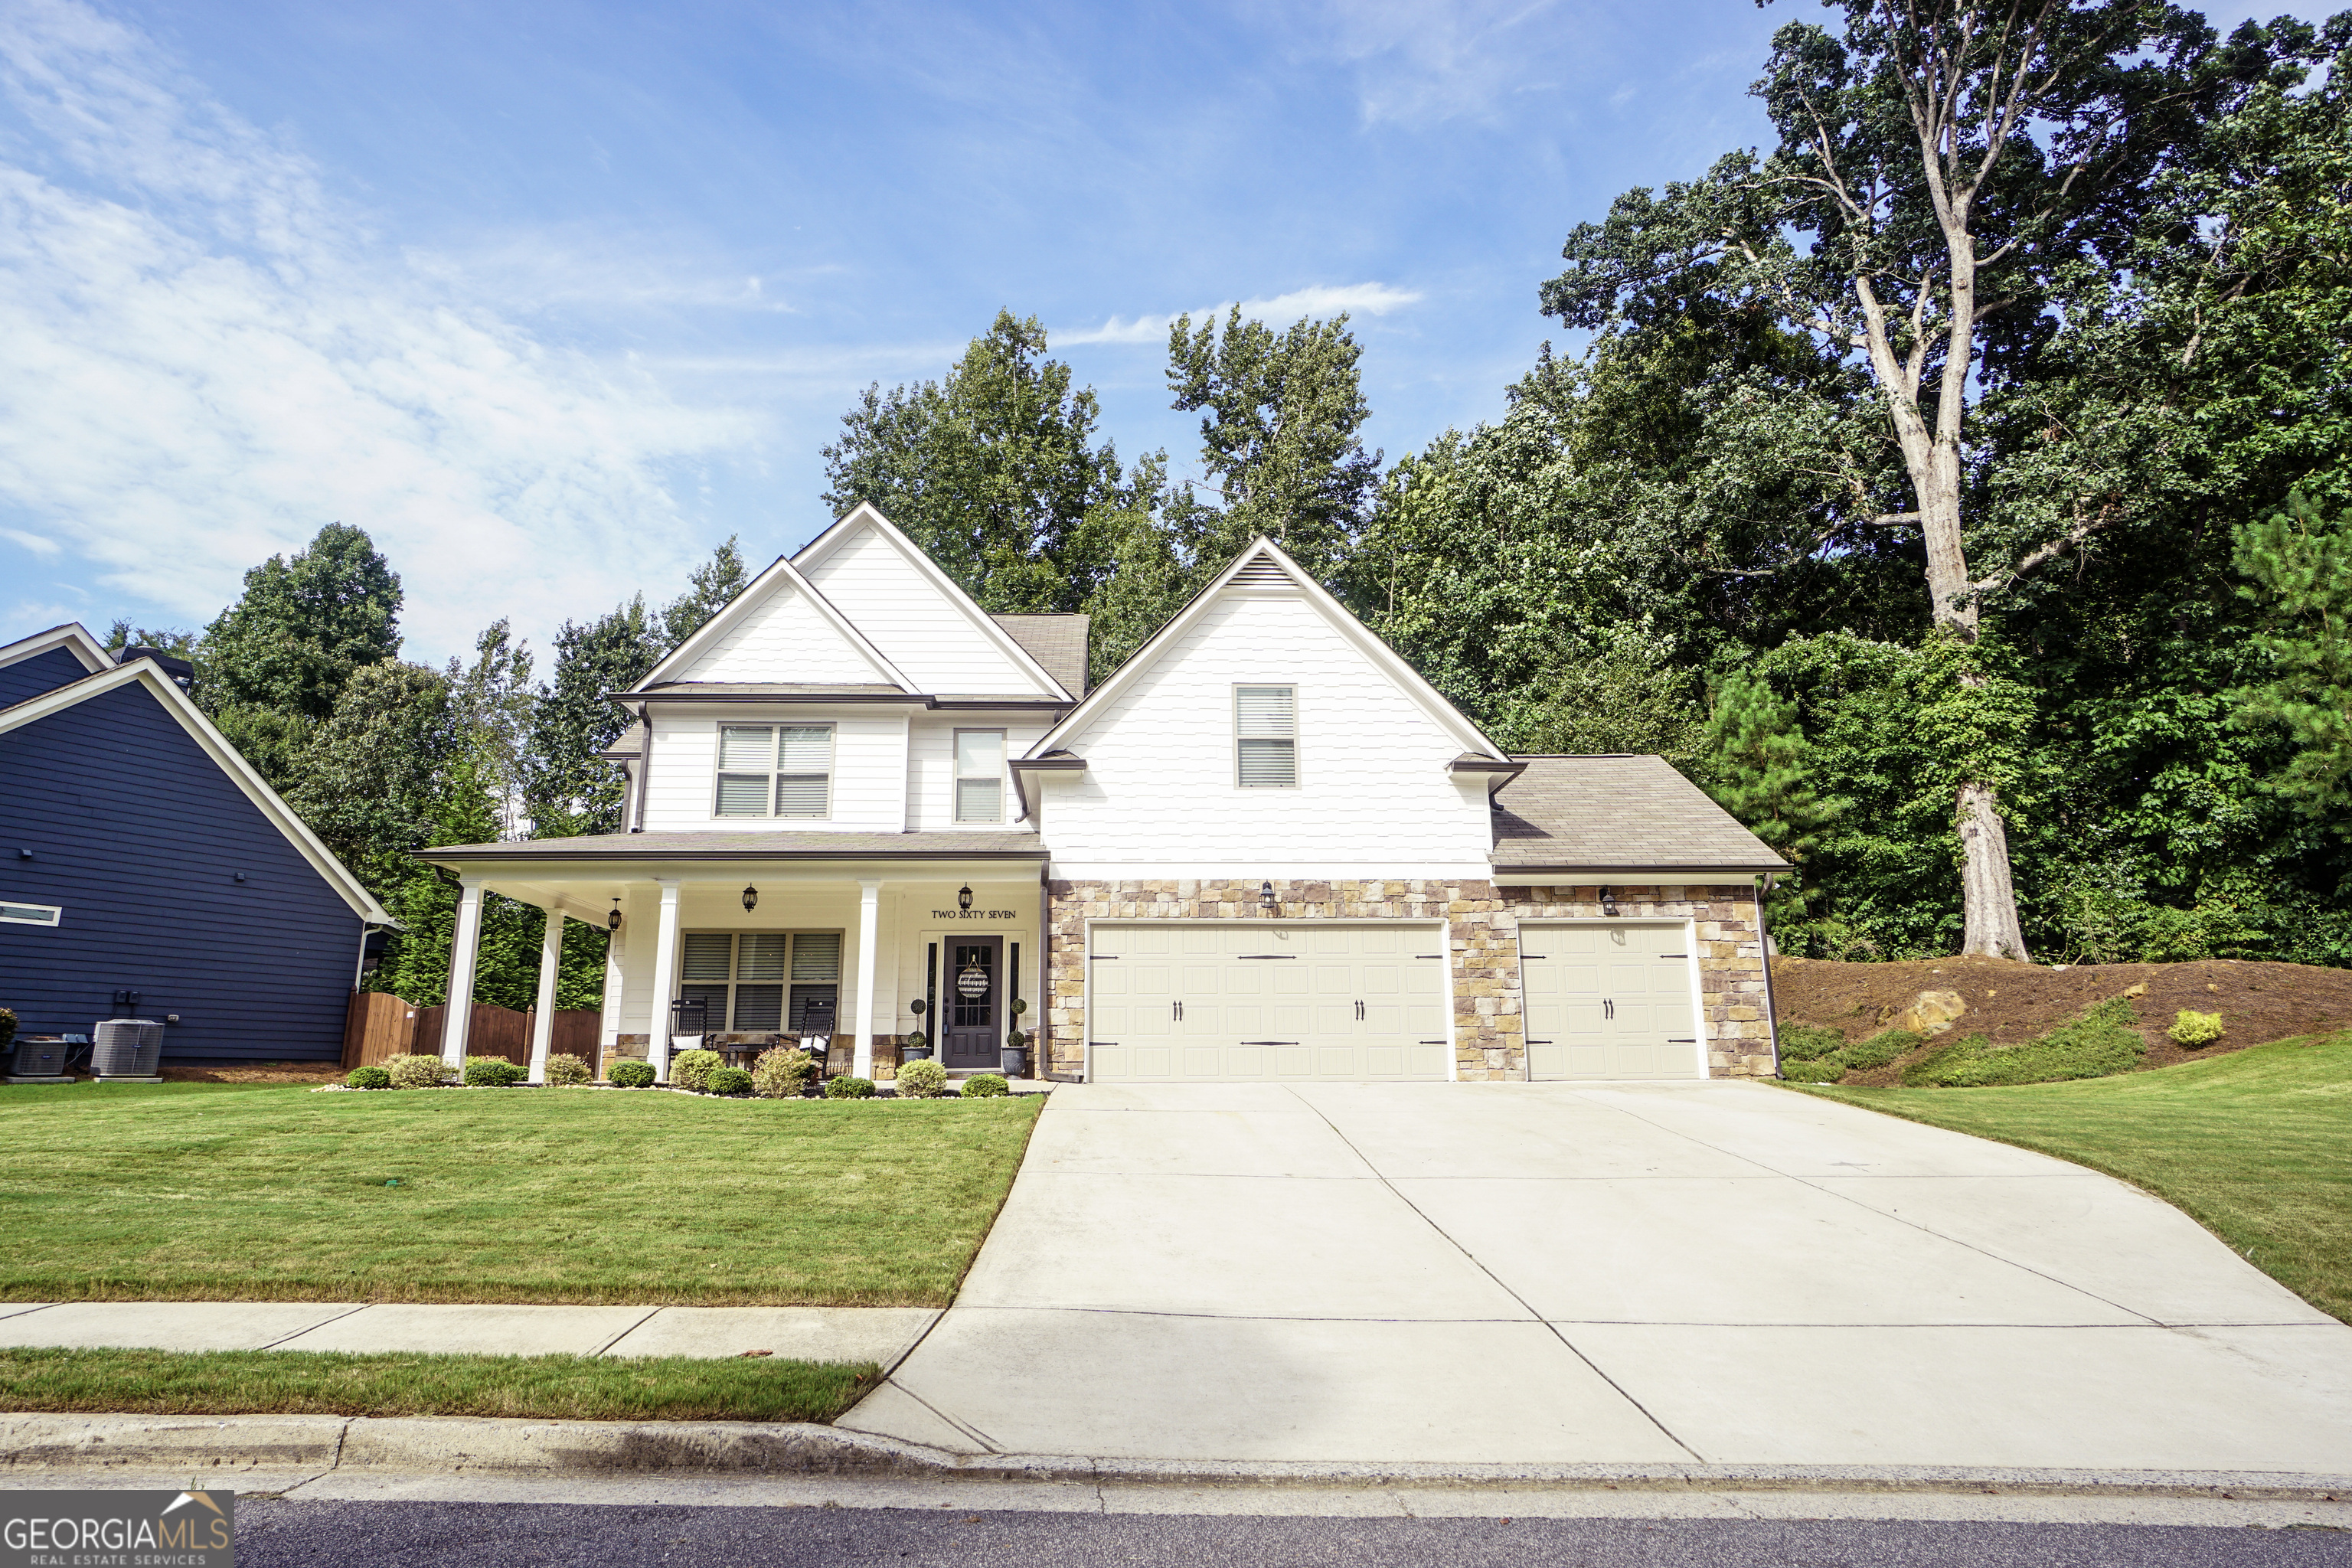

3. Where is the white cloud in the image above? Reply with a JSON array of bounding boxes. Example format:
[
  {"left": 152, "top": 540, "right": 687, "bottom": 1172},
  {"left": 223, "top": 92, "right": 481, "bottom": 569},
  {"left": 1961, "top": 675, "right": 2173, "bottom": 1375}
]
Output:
[
  {"left": 0, "top": 0, "right": 763, "bottom": 662},
  {"left": 1, "top": 527, "right": 61, "bottom": 557},
  {"left": 1057, "top": 281, "right": 1425, "bottom": 347},
  {"left": 1285, "top": 0, "right": 1571, "bottom": 128}
]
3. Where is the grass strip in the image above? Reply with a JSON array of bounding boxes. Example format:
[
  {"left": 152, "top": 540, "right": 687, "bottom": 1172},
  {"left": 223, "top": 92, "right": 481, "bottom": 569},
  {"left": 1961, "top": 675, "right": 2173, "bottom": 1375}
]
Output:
[
  {"left": 0, "top": 1085, "right": 1043, "bottom": 1307},
  {"left": 1794, "top": 1029, "right": 2352, "bottom": 1323},
  {"left": 0, "top": 1347, "right": 878, "bottom": 1423}
]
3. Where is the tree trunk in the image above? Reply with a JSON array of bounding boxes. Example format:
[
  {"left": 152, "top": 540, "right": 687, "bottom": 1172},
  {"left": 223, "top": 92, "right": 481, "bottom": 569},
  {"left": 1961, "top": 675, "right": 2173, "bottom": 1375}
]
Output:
[{"left": 1956, "top": 779, "right": 2031, "bottom": 960}]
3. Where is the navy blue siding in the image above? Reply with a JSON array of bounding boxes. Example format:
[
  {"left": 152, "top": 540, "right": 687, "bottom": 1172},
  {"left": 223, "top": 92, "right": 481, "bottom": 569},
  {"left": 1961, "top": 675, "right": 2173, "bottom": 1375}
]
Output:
[
  {"left": 0, "top": 681, "right": 363, "bottom": 1061},
  {"left": 0, "top": 648, "right": 96, "bottom": 709}
]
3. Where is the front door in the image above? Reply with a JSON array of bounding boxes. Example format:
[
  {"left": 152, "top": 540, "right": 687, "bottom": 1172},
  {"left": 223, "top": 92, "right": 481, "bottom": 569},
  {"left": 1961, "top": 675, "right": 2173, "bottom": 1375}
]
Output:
[{"left": 942, "top": 936, "right": 1003, "bottom": 1070}]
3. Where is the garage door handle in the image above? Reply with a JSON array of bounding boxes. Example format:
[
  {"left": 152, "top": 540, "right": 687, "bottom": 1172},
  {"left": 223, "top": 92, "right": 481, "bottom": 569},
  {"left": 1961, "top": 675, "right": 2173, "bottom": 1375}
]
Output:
[
  {"left": 1420, "top": 1039, "right": 1448, "bottom": 1044},
  {"left": 1240, "top": 1040, "right": 1299, "bottom": 1046},
  {"left": 1667, "top": 1038, "right": 1696, "bottom": 1043},
  {"left": 1525, "top": 1039, "right": 1552, "bottom": 1044},
  {"left": 1236, "top": 955, "right": 1295, "bottom": 960}
]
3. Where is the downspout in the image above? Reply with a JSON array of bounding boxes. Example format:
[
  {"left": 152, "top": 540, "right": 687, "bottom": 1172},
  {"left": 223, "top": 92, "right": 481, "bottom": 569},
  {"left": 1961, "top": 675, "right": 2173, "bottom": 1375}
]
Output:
[
  {"left": 1756, "top": 876, "right": 1782, "bottom": 1078},
  {"left": 1037, "top": 867, "right": 1052, "bottom": 1080},
  {"left": 629, "top": 704, "right": 650, "bottom": 834}
]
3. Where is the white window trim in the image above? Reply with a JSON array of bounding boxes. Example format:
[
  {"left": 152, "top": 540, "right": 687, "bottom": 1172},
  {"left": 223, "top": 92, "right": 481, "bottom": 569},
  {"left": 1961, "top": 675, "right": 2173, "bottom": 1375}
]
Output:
[
  {"left": 1233, "top": 683, "right": 1300, "bottom": 789},
  {"left": 952, "top": 727, "right": 1008, "bottom": 825},
  {"left": 0, "top": 900, "right": 62, "bottom": 927},
  {"left": 711, "top": 722, "right": 835, "bottom": 821}
]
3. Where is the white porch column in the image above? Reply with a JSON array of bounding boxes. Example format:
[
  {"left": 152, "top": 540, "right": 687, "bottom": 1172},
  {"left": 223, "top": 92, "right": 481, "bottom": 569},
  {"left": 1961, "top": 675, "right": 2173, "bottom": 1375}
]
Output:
[
  {"left": 528, "top": 906, "right": 564, "bottom": 1085},
  {"left": 853, "top": 878, "right": 880, "bottom": 1079},
  {"left": 442, "top": 877, "right": 485, "bottom": 1068},
  {"left": 648, "top": 880, "right": 684, "bottom": 1082},
  {"left": 600, "top": 919, "right": 627, "bottom": 1070}
]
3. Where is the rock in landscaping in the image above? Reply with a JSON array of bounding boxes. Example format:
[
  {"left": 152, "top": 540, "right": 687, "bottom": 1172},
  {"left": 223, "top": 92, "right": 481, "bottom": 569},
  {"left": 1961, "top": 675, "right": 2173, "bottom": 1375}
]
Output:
[{"left": 1884, "top": 989, "right": 1968, "bottom": 1035}]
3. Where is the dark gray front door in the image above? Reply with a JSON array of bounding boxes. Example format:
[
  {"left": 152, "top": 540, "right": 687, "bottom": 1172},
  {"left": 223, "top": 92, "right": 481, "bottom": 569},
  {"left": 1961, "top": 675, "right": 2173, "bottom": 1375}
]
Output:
[{"left": 943, "top": 937, "right": 1002, "bottom": 1069}]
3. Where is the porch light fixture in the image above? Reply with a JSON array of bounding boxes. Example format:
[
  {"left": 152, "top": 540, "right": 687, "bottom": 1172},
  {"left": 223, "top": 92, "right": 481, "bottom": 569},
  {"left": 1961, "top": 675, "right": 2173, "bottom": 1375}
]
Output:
[
  {"left": 606, "top": 900, "right": 622, "bottom": 933},
  {"left": 1600, "top": 887, "right": 1619, "bottom": 918},
  {"left": 958, "top": 884, "right": 973, "bottom": 913},
  {"left": 742, "top": 884, "right": 759, "bottom": 912},
  {"left": 1259, "top": 880, "right": 1276, "bottom": 909}
]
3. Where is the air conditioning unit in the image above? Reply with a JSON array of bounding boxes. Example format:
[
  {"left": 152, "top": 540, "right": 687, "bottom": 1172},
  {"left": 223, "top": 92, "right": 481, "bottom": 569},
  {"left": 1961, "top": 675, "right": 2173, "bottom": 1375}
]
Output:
[{"left": 90, "top": 1018, "right": 165, "bottom": 1079}]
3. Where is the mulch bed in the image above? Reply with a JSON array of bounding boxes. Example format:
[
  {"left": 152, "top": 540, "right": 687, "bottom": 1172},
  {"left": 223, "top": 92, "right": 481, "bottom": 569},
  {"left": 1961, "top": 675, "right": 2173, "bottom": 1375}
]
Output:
[
  {"left": 1772, "top": 955, "right": 2352, "bottom": 1082},
  {"left": 157, "top": 1061, "right": 348, "bottom": 1084}
]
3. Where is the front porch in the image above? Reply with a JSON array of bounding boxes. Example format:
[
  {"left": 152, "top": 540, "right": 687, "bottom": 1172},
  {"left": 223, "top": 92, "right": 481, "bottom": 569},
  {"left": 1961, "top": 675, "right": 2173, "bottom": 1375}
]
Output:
[{"left": 416, "top": 833, "right": 1049, "bottom": 1085}]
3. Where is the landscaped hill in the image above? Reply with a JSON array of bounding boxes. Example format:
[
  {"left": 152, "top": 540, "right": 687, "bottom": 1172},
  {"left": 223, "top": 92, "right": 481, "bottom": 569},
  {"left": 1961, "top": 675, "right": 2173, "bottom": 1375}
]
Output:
[{"left": 1774, "top": 956, "right": 2352, "bottom": 1077}]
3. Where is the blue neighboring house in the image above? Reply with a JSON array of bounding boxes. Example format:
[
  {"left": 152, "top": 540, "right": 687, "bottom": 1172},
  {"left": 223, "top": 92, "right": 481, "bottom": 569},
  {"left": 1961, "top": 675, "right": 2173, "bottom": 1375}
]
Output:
[{"left": 0, "top": 624, "right": 393, "bottom": 1064}]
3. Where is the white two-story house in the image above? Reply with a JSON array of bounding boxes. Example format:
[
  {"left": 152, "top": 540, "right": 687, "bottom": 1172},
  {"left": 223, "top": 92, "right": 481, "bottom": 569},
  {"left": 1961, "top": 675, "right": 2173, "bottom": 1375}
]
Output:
[{"left": 422, "top": 504, "right": 1788, "bottom": 1084}]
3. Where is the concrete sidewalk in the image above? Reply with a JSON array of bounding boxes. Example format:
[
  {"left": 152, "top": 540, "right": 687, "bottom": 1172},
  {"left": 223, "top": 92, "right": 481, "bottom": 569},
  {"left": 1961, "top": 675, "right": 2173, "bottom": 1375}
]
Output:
[
  {"left": 839, "top": 1080, "right": 2352, "bottom": 1472},
  {"left": 0, "top": 1302, "right": 934, "bottom": 1367}
]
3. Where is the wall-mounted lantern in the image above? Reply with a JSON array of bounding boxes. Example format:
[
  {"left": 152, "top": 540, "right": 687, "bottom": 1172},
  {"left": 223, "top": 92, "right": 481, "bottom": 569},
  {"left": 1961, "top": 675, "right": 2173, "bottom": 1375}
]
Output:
[
  {"left": 1259, "top": 880, "right": 1276, "bottom": 909},
  {"left": 742, "top": 884, "right": 759, "bottom": 913},
  {"left": 1599, "top": 887, "right": 1619, "bottom": 918},
  {"left": 606, "top": 899, "right": 622, "bottom": 932},
  {"left": 958, "top": 884, "right": 973, "bottom": 913}
]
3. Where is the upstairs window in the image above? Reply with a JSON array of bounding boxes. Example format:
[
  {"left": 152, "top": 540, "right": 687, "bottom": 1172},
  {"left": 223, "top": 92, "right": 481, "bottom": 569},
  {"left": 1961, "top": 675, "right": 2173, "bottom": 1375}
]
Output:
[
  {"left": 1235, "top": 685, "right": 1297, "bottom": 788},
  {"left": 714, "top": 724, "right": 832, "bottom": 818},
  {"left": 954, "top": 729, "right": 1005, "bottom": 823}
]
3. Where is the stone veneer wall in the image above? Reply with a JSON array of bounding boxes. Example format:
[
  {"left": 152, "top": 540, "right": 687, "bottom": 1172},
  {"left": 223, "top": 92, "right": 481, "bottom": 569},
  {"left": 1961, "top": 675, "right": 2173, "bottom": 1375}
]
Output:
[{"left": 1044, "top": 878, "right": 1777, "bottom": 1082}]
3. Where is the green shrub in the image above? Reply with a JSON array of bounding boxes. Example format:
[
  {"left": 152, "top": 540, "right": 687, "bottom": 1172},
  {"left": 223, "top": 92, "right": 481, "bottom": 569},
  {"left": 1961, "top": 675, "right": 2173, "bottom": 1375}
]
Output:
[
  {"left": 704, "top": 1066, "right": 753, "bottom": 1096},
  {"left": 385, "top": 1054, "right": 452, "bottom": 1089},
  {"left": 1903, "top": 999, "right": 2147, "bottom": 1088},
  {"left": 1776, "top": 1024, "right": 1848, "bottom": 1063},
  {"left": 1779, "top": 1057, "right": 1846, "bottom": 1083},
  {"left": 1837, "top": 1028, "right": 1922, "bottom": 1073},
  {"left": 894, "top": 1058, "right": 949, "bottom": 1097},
  {"left": 607, "top": 1060, "right": 656, "bottom": 1088},
  {"left": 824, "top": 1075, "right": 876, "bottom": 1099},
  {"left": 960, "top": 1073, "right": 1010, "bottom": 1099},
  {"left": 668, "top": 1048, "right": 723, "bottom": 1090},
  {"left": 0, "top": 1007, "right": 16, "bottom": 1052},
  {"left": 462, "top": 1056, "right": 525, "bottom": 1087},
  {"left": 2169, "top": 1009, "right": 2226, "bottom": 1047},
  {"left": 751, "top": 1047, "right": 815, "bottom": 1098},
  {"left": 345, "top": 1065, "right": 392, "bottom": 1089},
  {"left": 544, "top": 1053, "right": 593, "bottom": 1086}
]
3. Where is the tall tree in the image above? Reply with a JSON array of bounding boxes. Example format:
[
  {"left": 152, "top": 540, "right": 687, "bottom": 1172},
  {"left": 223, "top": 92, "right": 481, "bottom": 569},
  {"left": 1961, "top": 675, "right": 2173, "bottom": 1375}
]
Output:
[
  {"left": 659, "top": 537, "right": 750, "bottom": 650},
  {"left": 822, "top": 312, "right": 1126, "bottom": 613},
  {"left": 289, "top": 659, "right": 459, "bottom": 899},
  {"left": 198, "top": 524, "right": 403, "bottom": 787},
  {"left": 521, "top": 597, "right": 662, "bottom": 838},
  {"left": 449, "top": 619, "right": 536, "bottom": 841},
  {"left": 1165, "top": 307, "right": 1380, "bottom": 584},
  {"left": 1541, "top": 1, "right": 2291, "bottom": 959},
  {"left": 2233, "top": 489, "right": 2352, "bottom": 830}
]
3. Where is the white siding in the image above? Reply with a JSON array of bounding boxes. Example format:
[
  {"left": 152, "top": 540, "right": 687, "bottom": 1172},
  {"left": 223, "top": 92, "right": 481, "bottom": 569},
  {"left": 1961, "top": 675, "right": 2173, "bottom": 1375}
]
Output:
[
  {"left": 1042, "top": 593, "right": 1492, "bottom": 876},
  {"left": 906, "top": 716, "right": 1050, "bottom": 831},
  {"left": 681, "top": 583, "right": 895, "bottom": 685},
  {"left": 801, "top": 523, "right": 1050, "bottom": 695},
  {"left": 639, "top": 710, "right": 910, "bottom": 834}
]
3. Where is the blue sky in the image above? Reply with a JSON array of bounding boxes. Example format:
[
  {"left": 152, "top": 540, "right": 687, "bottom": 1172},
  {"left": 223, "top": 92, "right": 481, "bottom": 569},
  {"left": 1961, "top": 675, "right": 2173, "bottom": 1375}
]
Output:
[{"left": 0, "top": 0, "right": 2326, "bottom": 665}]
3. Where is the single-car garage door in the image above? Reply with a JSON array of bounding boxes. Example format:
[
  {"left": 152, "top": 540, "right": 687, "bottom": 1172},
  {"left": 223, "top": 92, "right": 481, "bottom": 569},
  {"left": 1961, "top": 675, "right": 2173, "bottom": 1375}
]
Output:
[
  {"left": 1087, "top": 923, "right": 1450, "bottom": 1082},
  {"left": 1521, "top": 923, "right": 1702, "bottom": 1080}
]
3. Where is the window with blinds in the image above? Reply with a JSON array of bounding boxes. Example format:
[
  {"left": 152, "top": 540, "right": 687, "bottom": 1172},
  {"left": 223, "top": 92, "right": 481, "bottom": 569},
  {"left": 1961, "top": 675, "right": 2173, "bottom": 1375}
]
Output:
[
  {"left": 713, "top": 724, "right": 832, "bottom": 818},
  {"left": 954, "top": 729, "right": 1005, "bottom": 823},
  {"left": 676, "top": 931, "right": 841, "bottom": 1033},
  {"left": 1235, "top": 685, "right": 1297, "bottom": 788}
]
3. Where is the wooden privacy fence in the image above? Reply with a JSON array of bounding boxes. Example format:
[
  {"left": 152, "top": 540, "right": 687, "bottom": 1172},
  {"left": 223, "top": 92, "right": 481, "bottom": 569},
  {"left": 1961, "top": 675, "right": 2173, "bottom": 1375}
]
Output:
[{"left": 341, "top": 991, "right": 600, "bottom": 1071}]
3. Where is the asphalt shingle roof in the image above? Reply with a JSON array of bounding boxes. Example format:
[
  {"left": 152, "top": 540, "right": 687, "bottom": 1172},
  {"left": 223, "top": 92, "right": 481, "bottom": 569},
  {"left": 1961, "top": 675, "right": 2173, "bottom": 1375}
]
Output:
[
  {"left": 1491, "top": 755, "right": 1788, "bottom": 874},
  {"left": 991, "top": 613, "right": 1090, "bottom": 695}
]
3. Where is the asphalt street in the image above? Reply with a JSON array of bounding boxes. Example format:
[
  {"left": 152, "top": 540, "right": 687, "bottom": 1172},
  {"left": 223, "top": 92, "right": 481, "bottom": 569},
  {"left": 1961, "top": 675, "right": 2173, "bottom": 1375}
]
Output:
[{"left": 239, "top": 1500, "right": 2352, "bottom": 1567}]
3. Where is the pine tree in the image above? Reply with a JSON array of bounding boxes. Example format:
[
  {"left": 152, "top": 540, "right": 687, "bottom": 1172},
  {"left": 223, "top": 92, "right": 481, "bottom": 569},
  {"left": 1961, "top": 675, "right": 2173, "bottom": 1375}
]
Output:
[{"left": 2233, "top": 490, "right": 2352, "bottom": 830}]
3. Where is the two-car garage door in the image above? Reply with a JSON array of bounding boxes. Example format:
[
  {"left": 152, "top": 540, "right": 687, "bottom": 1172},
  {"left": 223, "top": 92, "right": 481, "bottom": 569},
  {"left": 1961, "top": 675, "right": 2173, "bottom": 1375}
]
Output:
[{"left": 1088, "top": 923, "right": 1451, "bottom": 1083}]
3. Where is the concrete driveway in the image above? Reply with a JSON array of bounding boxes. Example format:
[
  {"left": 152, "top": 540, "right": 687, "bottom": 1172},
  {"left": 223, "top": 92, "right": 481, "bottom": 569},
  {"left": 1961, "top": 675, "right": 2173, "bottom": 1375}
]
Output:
[{"left": 839, "top": 1080, "right": 2352, "bottom": 1471}]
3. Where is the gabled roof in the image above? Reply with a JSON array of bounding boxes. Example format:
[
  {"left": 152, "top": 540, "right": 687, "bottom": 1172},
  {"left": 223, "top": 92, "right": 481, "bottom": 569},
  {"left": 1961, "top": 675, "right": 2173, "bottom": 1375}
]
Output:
[
  {"left": 1491, "top": 756, "right": 1788, "bottom": 876},
  {"left": 629, "top": 549, "right": 913, "bottom": 694},
  {"left": 793, "top": 504, "right": 1075, "bottom": 700},
  {"left": 0, "top": 622, "right": 113, "bottom": 678},
  {"left": 0, "top": 658, "right": 396, "bottom": 924},
  {"left": 991, "top": 613, "right": 1089, "bottom": 696},
  {"left": 1025, "top": 537, "right": 1506, "bottom": 762}
]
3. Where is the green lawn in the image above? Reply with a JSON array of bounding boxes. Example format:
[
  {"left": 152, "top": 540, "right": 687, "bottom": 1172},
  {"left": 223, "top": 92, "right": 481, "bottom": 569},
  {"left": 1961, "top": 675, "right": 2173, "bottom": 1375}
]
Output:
[
  {"left": 0, "top": 1084, "right": 1042, "bottom": 1306},
  {"left": 0, "top": 1347, "right": 874, "bottom": 1423},
  {"left": 1795, "top": 1030, "right": 2352, "bottom": 1323}
]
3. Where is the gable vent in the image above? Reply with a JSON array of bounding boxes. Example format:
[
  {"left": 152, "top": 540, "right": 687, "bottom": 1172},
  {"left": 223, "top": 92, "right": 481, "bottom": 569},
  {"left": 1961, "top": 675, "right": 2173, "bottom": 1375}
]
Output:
[{"left": 1230, "top": 557, "right": 1293, "bottom": 590}]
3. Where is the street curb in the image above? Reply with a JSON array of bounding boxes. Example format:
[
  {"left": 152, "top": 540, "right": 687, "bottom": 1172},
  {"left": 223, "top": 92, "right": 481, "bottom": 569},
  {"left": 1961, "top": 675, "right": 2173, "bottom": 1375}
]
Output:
[{"left": 4, "top": 1413, "right": 2349, "bottom": 1500}]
